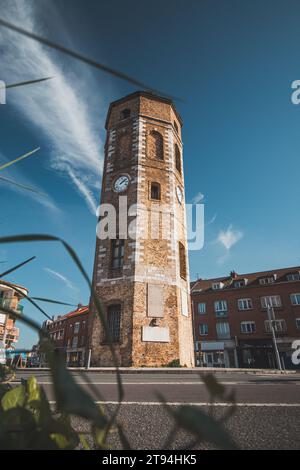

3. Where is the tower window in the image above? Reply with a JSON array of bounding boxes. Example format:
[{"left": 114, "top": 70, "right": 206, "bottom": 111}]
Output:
[
  {"left": 179, "top": 242, "right": 187, "bottom": 279},
  {"left": 106, "top": 304, "right": 121, "bottom": 343},
  {"left": 175, "top": 144, "right": 181, "bottom": 173},
  {"left": 120, "top": 108, "right": 131, "bottom": 120},
  {"left": 111, "top": 238, "right": 125, "bottom": 268},
  {"left": 174, "top": 121, "right": 179, "bottom": 133},
  {"left": 150, "top": 182, "right": 161, "bottom": 200},
  {"left": 118, "top": 131, "right": 131, "bottom": 159},
  {"left": 148, "top": 130, "right": 164, "bottom": 160}
]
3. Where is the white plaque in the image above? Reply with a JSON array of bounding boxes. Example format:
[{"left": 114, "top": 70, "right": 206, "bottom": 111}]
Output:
[
  {"left": 142, "top": 326, "right": 170, "bottom": 343},
  {"left": 181, "top": 289, "right": 189, "bottom": 317}
]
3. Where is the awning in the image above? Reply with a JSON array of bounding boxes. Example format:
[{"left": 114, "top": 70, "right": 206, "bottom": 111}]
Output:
[{"left": 201, "top": 341, "right": 225, "bottom": 351}]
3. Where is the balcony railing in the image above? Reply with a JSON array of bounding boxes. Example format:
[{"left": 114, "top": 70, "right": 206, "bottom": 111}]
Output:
[
  {"left": 0, "top": 298, "right": 13, "bottom": 310},
  {"left": 0, "top": 298, "right": 24, "bottom": 314},
  {"left": 264, "top": 320, "right": 287, "bottom": 334},
  {"left": 215, "top": 311, "right": 228, "bottom": 318},
  {"left": 6, "top": 327, "right": 20, "bottom": 341}
]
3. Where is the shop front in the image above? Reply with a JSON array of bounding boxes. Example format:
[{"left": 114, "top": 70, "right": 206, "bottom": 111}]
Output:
[
  {"left": 196, "top": 340, "right": 238, "bottom": 368},
  {"left": 237, "top": 339, "right": 275, "bottom": 369},
  {"left": 66, "top": 348, "right": 85, "bottom": 367}
]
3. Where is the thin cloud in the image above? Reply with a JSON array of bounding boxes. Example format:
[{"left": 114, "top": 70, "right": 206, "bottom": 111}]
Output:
[
  {"left": 217, "top": 225, "right": 243, "bottom": 251},
  {"left": 67, "top": 167, "right": 98, "bottom": 214},
  {"left": 44, "top": 267, "right": 76, "bottom": 292},
  {"left": 192, "top": 192, "right": 205, "bottom": 204},
  {"left": 206, "top": 213, "right": 217, "bottom": 226},
  {"left": 0, "top": 152, "right": 61, "bottom": 213},
  {"left": 0, "top": 0, "right": 103, "bottom": 213}
]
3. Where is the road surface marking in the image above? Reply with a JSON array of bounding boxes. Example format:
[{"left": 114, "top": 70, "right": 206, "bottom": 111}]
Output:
[
  {"left": 47, "top": 401, "right": 300, "bottom": 406},
  {"left": 11, "top": 381, "right": 298, "bottom": 385}
]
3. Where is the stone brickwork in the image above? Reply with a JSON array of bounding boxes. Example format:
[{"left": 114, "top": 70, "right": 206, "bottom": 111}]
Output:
[{"left": 88, "top": 92, "right": 194, "bottom": 367}]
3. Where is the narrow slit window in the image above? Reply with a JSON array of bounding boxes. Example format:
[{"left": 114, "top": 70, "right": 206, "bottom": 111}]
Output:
[
  {"left": 151, "top": 182, "right": 161, "bottom": 200},
  {"left": 120, "top": 108, "right": 131, "bottom": 120},
  {"left": 175, "top": 144, "right": 181, "bottom": 173},
  {"left": 148, "top": 130, "right": 164, "bottom": 160},
  {"left": 111, "top": 238, "right": 125, "bottom": 268},
  {"left": 179, "top": 242, "right": 187, "bottom": 279}
]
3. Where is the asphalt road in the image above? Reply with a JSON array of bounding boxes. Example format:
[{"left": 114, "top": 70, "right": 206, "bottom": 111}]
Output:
[{"left": 11, "top": 370, "right": 300, "bottom": 450}]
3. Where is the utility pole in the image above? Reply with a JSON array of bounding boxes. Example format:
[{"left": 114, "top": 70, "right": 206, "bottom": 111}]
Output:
[
  {"left": 86, "top": 348, "right": 91, "bottom": 370},
  {"left": 267, "top": 304, "right": 282, "bottom": 371}
]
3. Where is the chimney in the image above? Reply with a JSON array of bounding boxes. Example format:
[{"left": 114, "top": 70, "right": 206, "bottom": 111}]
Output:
[{"left": 230, "top": 270, "right": 238, "bottom": 279}]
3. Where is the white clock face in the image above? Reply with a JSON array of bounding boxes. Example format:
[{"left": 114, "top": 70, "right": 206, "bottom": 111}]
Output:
[
  {"left": 176, "top": 186, "right": 183, "bottom": 204},
  {"left": 114, "top": 175, "right": 130, "bottom": 193}
]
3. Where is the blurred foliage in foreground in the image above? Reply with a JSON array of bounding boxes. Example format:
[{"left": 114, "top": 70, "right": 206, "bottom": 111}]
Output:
[{"left": 0, "top": 234, "right": 237, "bottom": 450}]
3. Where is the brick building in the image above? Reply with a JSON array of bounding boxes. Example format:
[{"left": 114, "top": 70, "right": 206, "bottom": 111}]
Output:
[
  {"left": 88, "top": 91, "right": 194, "bottom": 367},
  {"left": 43, "top": 305, "right": 88, "bottom": 367},
  {"left": 0, "top": 280, "right": 27, "bottom": 348},
  {"left": 191, "top": 267, "right": 300, "bottom": 369}
]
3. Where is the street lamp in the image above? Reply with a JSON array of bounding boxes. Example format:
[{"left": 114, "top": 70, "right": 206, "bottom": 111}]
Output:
[{"left": 267, "top": 303, "right": 282, "bottom": 371}]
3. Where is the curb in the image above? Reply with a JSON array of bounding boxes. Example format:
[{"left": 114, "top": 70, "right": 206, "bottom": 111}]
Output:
[{"left": 17, "top": 367, "right": 299, "bottom": 375}]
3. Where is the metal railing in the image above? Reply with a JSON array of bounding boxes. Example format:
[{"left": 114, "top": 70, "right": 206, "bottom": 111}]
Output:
[{"left": 0, "top": 298, "right": 24, "bottom": 313}]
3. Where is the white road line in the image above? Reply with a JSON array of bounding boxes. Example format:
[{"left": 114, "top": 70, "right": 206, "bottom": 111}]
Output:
[
  {"left": 10, "top": 381, "right": 298, "bottom": 385},
  {"left": 47, "top": 401, "right": 300, "bottom": 407}
]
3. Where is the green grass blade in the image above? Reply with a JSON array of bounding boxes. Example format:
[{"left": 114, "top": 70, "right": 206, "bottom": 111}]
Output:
[
  {"left": 0, "top": 147, "right": 40, "bottom": 171},
  {"left": 6, "top": 77, "right": 53, "bottom": 89},
  {"left": 7, "top": 283, "right": 53, "bottom": 322},
  {"left": 31, "top": 297, "right": 77, "bottom": 307},
  {"left": 0, "top": 304, "right": 48, "bottom": 336},
  {"left": 0, "top": 234, "right": 124, "bottom": 404},
  {"left": 0, "top": 256, "right": 36, "bottom": 278},
  {"left": 0, "top": 18, "right": 181, "bottom": 101}
]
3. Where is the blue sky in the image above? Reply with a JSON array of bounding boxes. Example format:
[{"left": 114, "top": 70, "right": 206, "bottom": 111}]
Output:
[{"left": 0, "top": 0, "right": 300, "bottom": 348}]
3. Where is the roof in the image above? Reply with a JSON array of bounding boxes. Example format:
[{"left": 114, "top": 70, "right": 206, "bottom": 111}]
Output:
[
  {"left": 0, "top": 279, "right": 28, "bottom": 295},
  {"left": 191, "top": 265, "right": 300, "bottom": 294},
  {"left": 55, "top": 305, "right": 89, "bottom": 321},
  {"left": 64, "top": 305, "right": 88, "bottom": 319},
  {"left": 105, "top": 91, "right": 183, "bottom": 129}
]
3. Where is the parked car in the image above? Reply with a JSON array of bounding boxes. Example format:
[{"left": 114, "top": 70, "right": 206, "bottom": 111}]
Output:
[{"left": 26, "top": 356, "right": 40, "bottom": 368}]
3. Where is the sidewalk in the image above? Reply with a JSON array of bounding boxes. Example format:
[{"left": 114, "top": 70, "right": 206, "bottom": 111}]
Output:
[{"left": 20, "top": 366, "right": 299, "bottom": 374}]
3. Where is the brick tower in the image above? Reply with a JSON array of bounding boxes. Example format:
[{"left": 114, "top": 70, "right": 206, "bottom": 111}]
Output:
[{"left": 89, "top": 91, "right": 194, "bottom": 367}]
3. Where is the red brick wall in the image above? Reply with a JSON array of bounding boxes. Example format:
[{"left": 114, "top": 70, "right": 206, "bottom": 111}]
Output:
[
  {"left": 192, "top": 280, "right": 300, "bottom": 343},
  {"left": 64, "top": 312, "right": 88, "bottom": 349}
]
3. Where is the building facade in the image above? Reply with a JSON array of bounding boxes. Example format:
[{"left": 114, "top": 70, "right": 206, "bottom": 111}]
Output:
[
  {"left": 0, "top": 280, "right": 27, "bottom": 348},
  {"left": 88, "top": 91, "right": 194, "bottom": 367},
  {"left": 43, "top": 305, "right": 88, "bottom": 367},
  {"left": 191, "top": 267, "right": 300, "bottom": 369}
]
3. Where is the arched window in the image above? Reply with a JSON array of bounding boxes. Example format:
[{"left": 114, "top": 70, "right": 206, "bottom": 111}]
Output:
[
  {"left": 150, "top": 182, "right": 161, "bottom": 200},
  {"left": 148, "top": 130, "right": 164, "bottom": 160},
  {"left": 120, "top": 108, "right": 131, "bottom": 120},
  {"left": 179, "top": 242, "right": 187, "bottom": 279},
  {"left": 118, "top": 131, "right": 131, "bottom": 159},
  {"left": 175, "top": 144, "right": 181, "bottom": 174}
]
